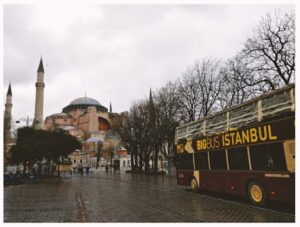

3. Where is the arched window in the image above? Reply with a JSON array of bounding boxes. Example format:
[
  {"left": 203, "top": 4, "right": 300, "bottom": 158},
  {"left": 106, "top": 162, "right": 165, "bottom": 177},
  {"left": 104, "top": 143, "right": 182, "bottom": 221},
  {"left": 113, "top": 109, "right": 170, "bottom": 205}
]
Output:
[
  {"left": 98, "top": 117, "right": 111, "bottom": 131},
  {"left": 123, "top": 160, "right": 126, "bottom": 167}
]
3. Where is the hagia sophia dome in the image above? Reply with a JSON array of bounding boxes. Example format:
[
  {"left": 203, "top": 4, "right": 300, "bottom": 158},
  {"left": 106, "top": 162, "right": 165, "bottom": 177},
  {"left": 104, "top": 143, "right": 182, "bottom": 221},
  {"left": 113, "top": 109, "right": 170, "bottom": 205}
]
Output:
[
  {"left": 44, "top": 93, "right": 126, "bottom": 141},
  {"left": 70, "top": 97, "right": 101, "bottom": 105},
  {"left": 62, "top": 96, "right": 108, "bottom": 113}
]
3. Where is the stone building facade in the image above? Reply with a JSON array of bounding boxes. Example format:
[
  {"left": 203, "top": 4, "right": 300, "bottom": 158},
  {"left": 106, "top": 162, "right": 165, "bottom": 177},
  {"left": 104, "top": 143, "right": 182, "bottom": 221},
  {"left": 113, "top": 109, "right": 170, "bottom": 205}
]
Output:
[
  {"left": 44, "top": 96, "right": 128, "bottom": 167},
  {"left": 44, "top": 97, "right": 127, "bottom": 139}
]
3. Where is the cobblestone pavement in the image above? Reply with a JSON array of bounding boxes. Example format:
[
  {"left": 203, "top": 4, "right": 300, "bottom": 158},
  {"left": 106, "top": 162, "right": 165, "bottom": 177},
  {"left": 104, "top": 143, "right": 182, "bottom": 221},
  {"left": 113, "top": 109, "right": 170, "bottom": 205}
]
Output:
[{"left": 4, "top": 171, "right": 295, "bottom": 222}]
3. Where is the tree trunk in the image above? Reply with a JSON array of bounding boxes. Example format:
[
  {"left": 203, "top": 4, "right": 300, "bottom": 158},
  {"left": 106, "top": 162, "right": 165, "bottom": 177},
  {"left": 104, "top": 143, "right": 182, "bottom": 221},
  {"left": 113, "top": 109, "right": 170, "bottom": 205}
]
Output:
[
  {"left": 22, "top": 161, "right": 27, "bottom": 176},
  {"left": 144, "top": 156, "right": 150, "bottom": 172},
  {"left": 130, "top": 149, "right": 135, "bottom": 171},
  {"left": 57, "top": 161, "right": 60, "bottom": 177},
  {"left": 37, "top": 162, "right": 42, "bottom": 176},
  {"left": 139, "top": 153, "right": 143, "bottom": 171},
  {"left": 153, "top": 144, "right": 159, "bottom": 172},
  {"left": 47, "top": 159, "right": 52, "bottom": 176},
  {"left": 134, "top": 152, "right": 138, "bottom": 171}
]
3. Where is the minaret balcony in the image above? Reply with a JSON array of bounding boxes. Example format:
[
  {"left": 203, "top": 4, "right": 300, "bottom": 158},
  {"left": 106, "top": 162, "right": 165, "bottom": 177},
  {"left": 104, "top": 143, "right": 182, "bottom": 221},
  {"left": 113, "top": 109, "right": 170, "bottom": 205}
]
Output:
[{"left": 35, "top": 82, "right": 45, "bottom": 88}]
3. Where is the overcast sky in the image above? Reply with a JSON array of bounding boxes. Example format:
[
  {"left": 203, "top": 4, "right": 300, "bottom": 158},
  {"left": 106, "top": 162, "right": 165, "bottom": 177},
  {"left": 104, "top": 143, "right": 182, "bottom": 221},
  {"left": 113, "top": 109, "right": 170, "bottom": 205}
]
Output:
[{"left": 3, "top": 4, "right": 294, "bottom": 125}]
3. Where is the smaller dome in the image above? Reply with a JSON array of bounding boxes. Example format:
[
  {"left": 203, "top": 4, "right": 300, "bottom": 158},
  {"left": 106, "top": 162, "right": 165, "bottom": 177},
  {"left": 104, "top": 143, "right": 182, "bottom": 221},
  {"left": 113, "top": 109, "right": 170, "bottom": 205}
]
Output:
[
  {"left": 69, "top": 97, "right": 101, "bottom": 106},
  {"left": 50, "top": 113, "right": 70, "bottom": 118}
]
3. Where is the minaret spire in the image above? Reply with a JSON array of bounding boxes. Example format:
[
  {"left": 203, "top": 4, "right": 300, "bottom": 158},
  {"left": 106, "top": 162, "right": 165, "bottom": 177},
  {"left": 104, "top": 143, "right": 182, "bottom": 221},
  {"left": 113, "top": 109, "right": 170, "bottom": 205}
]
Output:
[
  {"left": 7, "top": 82, "right": 12, "bottom": 96},
  {"left": 109, "top": 102, "right": 112, "bottom": 112},
  {"left": 37, "top": 57, "right": 44, "bottom": 73}
]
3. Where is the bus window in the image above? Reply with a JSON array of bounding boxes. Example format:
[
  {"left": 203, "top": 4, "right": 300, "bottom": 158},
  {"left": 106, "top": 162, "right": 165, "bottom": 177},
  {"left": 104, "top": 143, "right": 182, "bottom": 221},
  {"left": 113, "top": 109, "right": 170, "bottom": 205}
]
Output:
[
  {"left": 194, "top": 152, "right": 209, "bottom": 170},
  {"left": 227, "top": 147, "right": 249, "bottom": 170},
  {"left": 209, "top": 150, "right": 227, "bottom": 170},
  {"left": 175, "top": 153, "right": 193, "bottom": 170},
  {"left": 250, "top": 143, "right": 287, "bottom": 171}
]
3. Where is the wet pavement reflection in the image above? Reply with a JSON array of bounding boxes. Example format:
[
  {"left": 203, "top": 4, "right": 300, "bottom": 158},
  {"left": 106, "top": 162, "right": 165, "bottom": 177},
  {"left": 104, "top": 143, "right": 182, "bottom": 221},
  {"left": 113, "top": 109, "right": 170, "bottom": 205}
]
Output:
[{"left": 4, "top": 172, "right": 295, "bottom": 222}]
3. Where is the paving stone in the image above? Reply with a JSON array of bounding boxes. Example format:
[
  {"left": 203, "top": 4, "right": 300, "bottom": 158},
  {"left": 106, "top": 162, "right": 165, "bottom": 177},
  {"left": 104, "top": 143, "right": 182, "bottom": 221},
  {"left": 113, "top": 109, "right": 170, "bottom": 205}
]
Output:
[{"left": 4, "top": 173, "right": 295, "bottom": 222}]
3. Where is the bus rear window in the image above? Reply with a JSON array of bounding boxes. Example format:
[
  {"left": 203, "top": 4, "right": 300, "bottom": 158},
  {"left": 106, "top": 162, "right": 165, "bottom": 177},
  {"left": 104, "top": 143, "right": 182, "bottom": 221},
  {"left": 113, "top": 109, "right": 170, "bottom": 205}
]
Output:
[
  {"left": 175, "top": 153, "right": 193, "bottom": 170},
  {"left": 194, "top": 152, "right": 209, "bottom": 170},
  {"left": 227, "top": 147, "right": 249, "bottom": 170},
  {"left": 250, "top": 143, "right": 287, "bottom": 171},
  {"left": 209, "top": 150, "right": 227, "bottom": 170}
]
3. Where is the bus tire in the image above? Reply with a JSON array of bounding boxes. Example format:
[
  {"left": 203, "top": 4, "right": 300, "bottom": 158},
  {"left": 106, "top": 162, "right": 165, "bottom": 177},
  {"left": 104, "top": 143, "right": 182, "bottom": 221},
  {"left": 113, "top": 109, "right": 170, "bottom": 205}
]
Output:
[
  {"left": 248, "top": 180, "right": 267, "bottom": 206},
  {"left": 191, "top": 177, "right": 199, "bottom": 193}
]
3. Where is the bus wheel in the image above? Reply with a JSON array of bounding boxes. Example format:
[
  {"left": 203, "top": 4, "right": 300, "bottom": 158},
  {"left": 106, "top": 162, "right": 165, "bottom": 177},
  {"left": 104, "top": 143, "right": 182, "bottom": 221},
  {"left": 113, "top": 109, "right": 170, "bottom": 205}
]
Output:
[
  {"left": 191, "top": 178, "right": 199, "bottom": 193},
  {"left": 248, "top": 180, "right": 267, "bottom": 206}
]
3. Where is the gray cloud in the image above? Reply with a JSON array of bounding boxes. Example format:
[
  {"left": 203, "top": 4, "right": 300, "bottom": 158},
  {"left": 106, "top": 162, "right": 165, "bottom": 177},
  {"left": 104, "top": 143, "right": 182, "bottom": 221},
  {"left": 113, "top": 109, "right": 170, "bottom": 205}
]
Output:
[{"left": 3, "top": 4, "right": 294, "bottom": 122}]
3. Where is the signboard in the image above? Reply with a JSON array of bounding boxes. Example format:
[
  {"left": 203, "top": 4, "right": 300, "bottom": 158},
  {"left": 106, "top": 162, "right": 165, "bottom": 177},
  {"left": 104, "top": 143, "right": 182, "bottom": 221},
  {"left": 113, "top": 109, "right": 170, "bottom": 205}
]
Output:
[
  {"left": 176, "top": 117, "right": 294, "bottom": 153},
  {"left": 57, "top": 164, "right": 72, "bottom": 172}
]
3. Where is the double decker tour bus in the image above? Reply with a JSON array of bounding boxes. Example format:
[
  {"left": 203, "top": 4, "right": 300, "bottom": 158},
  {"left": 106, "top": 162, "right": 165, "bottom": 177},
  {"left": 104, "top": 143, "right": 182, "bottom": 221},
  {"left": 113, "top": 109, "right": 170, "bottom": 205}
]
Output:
[{"left": 175, "top": 84, "right": 295, "bottom": 206}]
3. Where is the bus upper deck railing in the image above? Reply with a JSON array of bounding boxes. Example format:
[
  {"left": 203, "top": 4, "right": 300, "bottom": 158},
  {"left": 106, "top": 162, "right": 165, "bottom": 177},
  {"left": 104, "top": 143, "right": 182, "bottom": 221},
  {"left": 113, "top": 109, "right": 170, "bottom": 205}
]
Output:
[{"left": 176, "top": 83, "right": 295, "bottom": 142}]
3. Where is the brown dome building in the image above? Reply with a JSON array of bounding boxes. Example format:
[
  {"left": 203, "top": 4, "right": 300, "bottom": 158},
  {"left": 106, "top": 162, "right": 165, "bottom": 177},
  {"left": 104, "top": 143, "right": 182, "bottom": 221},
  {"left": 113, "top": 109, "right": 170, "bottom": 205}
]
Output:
[
  {"left": 44, "top": 96, "right": 127, "bottom": 141},
  {"left": 44, "top": 96, "right": 129, "bottom": 169}
]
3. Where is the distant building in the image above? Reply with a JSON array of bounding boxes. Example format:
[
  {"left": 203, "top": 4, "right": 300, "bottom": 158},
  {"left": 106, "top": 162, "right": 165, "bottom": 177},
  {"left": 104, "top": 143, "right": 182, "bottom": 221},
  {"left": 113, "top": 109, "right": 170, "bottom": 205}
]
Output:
[
  {"left": 68, "top": 150, "right": 88, "bottom": 170},
  {"left": 45, "top": 97, "right": 127, "bottom": 138},
  {"left": 5, "top": 58, "right": 129, "bottom": 170},
  {"left": 115, "top": 147, "right": 131, "bottom": 173},
  {"left": 44, "top": 96, "right": 128, "bottom": 166}
]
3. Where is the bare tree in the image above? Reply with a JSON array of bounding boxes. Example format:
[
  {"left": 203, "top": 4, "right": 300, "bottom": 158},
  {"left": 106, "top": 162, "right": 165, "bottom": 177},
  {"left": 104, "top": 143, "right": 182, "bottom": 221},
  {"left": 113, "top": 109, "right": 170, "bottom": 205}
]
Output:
[
  {"left": 218, "top": 56, "right": 257, "bottom": 109},
  {"left": 177, "top": 67, "right": 201, "bottom": 123},
  {"left": 154, "top": 81, "right": 181, "bottom": 163},
  {"left": 242, "top": 10, "right": 295, "bottom": 90},
  {"left": 129, "top": 100, "right": 154, "bottom": 171},
  {"left": 148, "top": 89, "right": 159, "bottom": 171},
  {"left": 177, "top": 58, "right": 222, "bottom": 121},
  {"left": 194, "top": 59, "right": 222, "bottom": 117}
]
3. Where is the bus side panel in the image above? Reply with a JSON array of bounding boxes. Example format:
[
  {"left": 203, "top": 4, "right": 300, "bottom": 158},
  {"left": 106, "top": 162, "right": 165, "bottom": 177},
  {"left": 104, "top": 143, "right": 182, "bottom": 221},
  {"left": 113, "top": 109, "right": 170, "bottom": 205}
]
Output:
[
  {"left": 176, "top": 170, "right": 194, "bottom": 186},
  {"left": 198, "top": 170, "right": 295, "bottom": 204},
  {"left": 255, "top": 172, "right": 295, "bottom": 204},
  {"left": 198, "top": 170, "right": 222, "bottom": 192},
  {"left": 233, "top": 172, "right": 295, "bottom": 204},
  {"left": 221, "top": 171, "right": 248, "bottom": 195},
  {"left": 199, "top": 170, "right": 248, "bottom": 195}
]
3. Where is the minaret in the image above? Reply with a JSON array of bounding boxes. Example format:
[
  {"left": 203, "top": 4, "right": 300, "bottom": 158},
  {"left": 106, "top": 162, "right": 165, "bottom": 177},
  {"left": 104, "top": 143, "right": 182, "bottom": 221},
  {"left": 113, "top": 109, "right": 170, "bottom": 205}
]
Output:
[
  {"left": 4, "top": 82, "right": 13, "bottom": 141},
  {"left": 33, "top": 58, "right": 45, "bottom": 129},
  {"left": 109, "top": 102, "right": 112, "bottom": 112}
]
